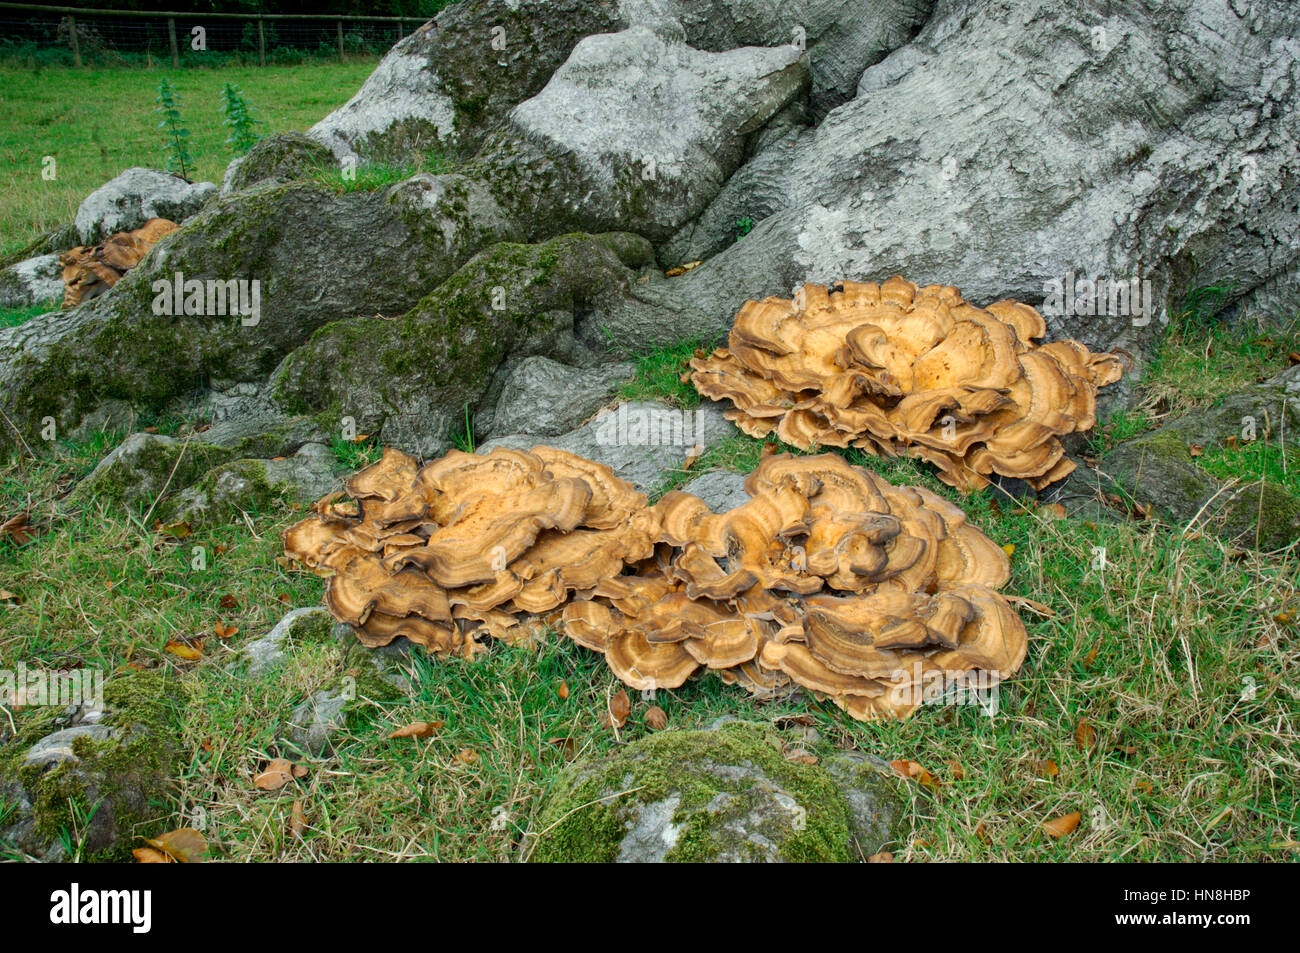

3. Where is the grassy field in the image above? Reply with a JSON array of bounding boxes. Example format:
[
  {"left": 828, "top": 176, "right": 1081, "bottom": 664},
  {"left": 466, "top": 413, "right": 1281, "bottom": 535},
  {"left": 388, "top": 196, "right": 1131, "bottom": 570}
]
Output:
[
  {"left": 0, "top": 60, "right": 378, "bottom": 258},
  {"left": 1, "top": 310, "right": 1297, "bottom": 861}
]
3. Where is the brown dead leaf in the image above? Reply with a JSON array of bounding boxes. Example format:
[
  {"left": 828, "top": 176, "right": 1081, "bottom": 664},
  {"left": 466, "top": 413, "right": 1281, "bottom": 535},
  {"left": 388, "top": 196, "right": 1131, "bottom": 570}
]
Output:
[
  {"left": 132, "top": 846, "right": 173, "bottom": 863},
  {"left": 164, "top": 640, "right": 202, "bottom": 662},
  {"left": 784, "top": 747, "right": 818, "bottom": 765},
  {"left": 454, "top": 748, "right": 480, "bottom": 766},
  {"left": 1289, "top": 351, "right": 1300, "bottom": 366},
  {"left": 1001, "top": 543, "right": 1016, "bottom": 558},
  {"left": 214, "top": 622, "right": 238, "bottom": 640},
  {"left": 1042, "top": 811, "right": 1081, "bottom": 838},
  {"left": 290, "top": 800, "right": 306, "bottom": 837},
  {"left": 866, "top": 852, "right": 894, "bottom": 863},
  {"left": 0, "top": 512, "right": 35, "bottom": 546},
  {"left": 947, "top": 760, "right": 965, "bottom": 781},
  {"left": 1074, "top": 718, "right": 1097, "bottom": 751},
  {"left": 548, "top": 736, "right": 577, "bottom": 757},
  {"left": 143, "top": 827, "right": 207, "bottom": 863},
  {"left": 158, "top": 520, "right": 191, "bottom": 540},
  {"left": 975, "top": 820, "right": 991, "bottom": 844},
  {"left": 213, "top": 543, "right": 229, "bottom": 556},
  {"left": 276, "top": 592, "right": 291, "bottom": 605},
  {"left": 1005, "top": 594, "right": 1056, "bottom": 618},
  {"left": 218, "top": 594, "right": 239, "bottom": 610},
  {"left": 0, "top": 589, "right": 19, "bottom": 604},
  {"left": 601, "top": 688, "right": 631, "bottom": 730},
  {"left": 1032, "top": 758, "right": 1059, "bottom": 778},
  {"left": 254, "top": 758, "right": 296, "bottom": 791},
  {"left": 1188, "top": 443, "right": 1204, "bottom": 457},
  {"left": 891, "top": 759, "right": 941, "bottom": 790},
  {"left": 1134, "top": 779, "right": 1155, "bottom": 795},
  {"left": 388, "top": 720, "right": 442, "bottom": 739},
  {"left": 1040, "top": 502, "right": 1067, "bottom": 519},
  {"left": 645, "top": 705, "right": 668, "bottom": 731},
  {"left": 291, "top": 763, "right": 309, "bottom": 779},
  {"left": 556, "top": 680, "right": 570, "bottom": 700}
]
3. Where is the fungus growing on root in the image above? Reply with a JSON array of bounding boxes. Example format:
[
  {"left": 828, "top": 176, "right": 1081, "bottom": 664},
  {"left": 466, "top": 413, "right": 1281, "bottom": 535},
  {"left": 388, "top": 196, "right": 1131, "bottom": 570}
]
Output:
[
  {"left": 567, "top": 452, "right": 1027, "bottom": 720},
  {"left": 59, "top": 218, "right": 178, "bottom": 308},
  {"left": 286, "top": 448, "right": 1028, "bottom": 721},
  {"left": 690, "top": 276, "right": 1124, "bottom": 491},
  {"left": 284, "top": 446, "right": 659, "bottom": 658}
]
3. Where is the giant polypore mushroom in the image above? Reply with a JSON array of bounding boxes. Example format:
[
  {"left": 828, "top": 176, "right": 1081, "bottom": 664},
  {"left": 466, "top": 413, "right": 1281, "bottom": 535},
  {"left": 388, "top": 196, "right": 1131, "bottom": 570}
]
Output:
[
  {"left": 286, "top": 445, "right": 1029, "bottom": 721},
  {"left": 60, "top": 218, "right": 178, "bottom": 308},
  {"left": 690, "top": 276, "right": 1124, "bottom": 491}
]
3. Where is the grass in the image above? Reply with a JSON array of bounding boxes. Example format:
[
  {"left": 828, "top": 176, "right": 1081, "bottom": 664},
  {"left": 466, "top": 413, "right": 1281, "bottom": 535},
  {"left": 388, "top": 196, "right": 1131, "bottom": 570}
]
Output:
[
  {"left": 311, "top": 152, "right": 456, "bottom": 194},
  {"left": 0, "top": 299, "right": 59, "bottom": 328},
  {"left": 2, "top": 409, "right": 1296, "bottom": 860},
  {"left": 615, "top": 338, "right": 705, "bottom": 409},
  {"left": 0, "top": 60, "right": 379, "bottom": 257}
]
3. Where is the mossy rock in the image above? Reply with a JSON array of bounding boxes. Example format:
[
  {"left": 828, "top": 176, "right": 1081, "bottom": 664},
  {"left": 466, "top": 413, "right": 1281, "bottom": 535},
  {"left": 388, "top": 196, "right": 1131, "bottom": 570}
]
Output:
[
  {"left": 0, "top": 175, "right": 518, "bottom": 457},
  {"left": 0, "top": 670, "right": 185, "bottom": 862},
  {"left": 221, "top": 132, "right": 335, "bottom": 195},
  {"left": 270, "top": 231, "right": 645, "bottom": 457},
  {"left": 529, "top": 722, "right": 903, "bottom": 863},
  {"left": 1104, "top": 426, "right": 1300, "bottom": 550}
]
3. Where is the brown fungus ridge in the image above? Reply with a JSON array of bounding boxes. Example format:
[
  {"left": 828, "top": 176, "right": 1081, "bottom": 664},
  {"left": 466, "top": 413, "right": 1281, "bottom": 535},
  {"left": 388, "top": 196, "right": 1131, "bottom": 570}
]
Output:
[
  {"left": 691, "top": 277, "right": 1123, "bottom": 490},
  {"left": 283, "top": 445, "right": 656, "bottom": 658},
  {"left": 285, "top": 447, "right": 1028, "bottom": 721},
  {"left": 60, "top": 218, "right": 178, "bottom": 308}
]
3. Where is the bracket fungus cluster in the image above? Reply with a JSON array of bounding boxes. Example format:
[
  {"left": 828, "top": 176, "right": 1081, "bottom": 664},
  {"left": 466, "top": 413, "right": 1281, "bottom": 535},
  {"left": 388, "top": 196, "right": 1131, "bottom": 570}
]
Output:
[
  {"left": 60, "top": 217, "right": 177, "bottom": 308},
  {"left": 285, "top": 446, "right": 1028, "bottom": 721},
  {"left": 690, "top": 277, "right": 1124, "bottom": 491}
]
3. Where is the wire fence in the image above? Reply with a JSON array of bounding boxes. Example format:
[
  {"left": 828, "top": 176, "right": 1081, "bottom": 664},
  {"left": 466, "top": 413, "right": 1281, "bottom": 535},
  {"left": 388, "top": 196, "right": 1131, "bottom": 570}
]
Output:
[{"left": 0, "top": 4, "right": 418, "bottom": 68}]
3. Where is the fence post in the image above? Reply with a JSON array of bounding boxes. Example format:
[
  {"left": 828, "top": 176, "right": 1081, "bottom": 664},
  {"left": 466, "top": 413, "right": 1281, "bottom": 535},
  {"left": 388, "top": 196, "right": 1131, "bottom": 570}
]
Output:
[
  {"left": 168, "top": 17, "right": 180, "bottom": 69},
  {"left": 257, "top": 17, "right": 266, "bottom": 67},
  {"left": 337, "top": 21, "right": 345, "bottom": 61},
  {"left": 67, "top": 15, "right": 82, "bottom": 68}
]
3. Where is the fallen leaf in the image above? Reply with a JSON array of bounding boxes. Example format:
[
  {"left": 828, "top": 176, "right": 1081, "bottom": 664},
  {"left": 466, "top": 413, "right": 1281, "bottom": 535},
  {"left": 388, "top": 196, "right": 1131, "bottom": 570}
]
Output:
[
  {"left": 214, "top": 622, "right": 238, "bottom": 640},
  {"left": 866, "top": 852, "right": 894, "bottom": 863},
  {"left": 947, "top": 760, "right": 965, "bottom": 781},
  {"left": 132, "top": 847, "right": 172, "bottom": 863},
  {"left": 1075, "top": 718, "right": 1097, "bottom": 751},
  {"left": 388, "top": 720, "right": 442, "bottom": 739},
  {"left": 1001, "top": 543, "right": 1016, "bottom": 558},
  {"left": 1188, "top": 443, "right": 1204, "bottom": 457},
  {"left": 547, "top": 736, "right": 576, "bottom": 757},
  {"left": 164, "top": 641, "right": 202, "bottom": 662},
  {"left": 1135, "top": 779, "right": 1155, "bottom": 795},
  {"left": 1032, "top": 758, "right": 1059, "bottom": 778},
  {"left": 556, "top": 680, "right": 570, "bottom": 700},
  {"left": 761, "top": 441, "right": 779, "bottom": 458},
  {"left": 1040, "top": 502, "right": 1067, "bottom": 519},
  {"left": 291, "top": 763, "right": 309, "bottom": 779},
  {"left": 665, "top": 266, "right": 687, "bottom": 277},
  {"left": 0, "top": 589, "right": 19, "bottom": 604},
  {"left": 1083, "top": 643, "right": 1098, "bottom": 666},
  {"left": 218, "top": 594, "right": 239, "bottom": 610},
  {"left": 143, "top": 827, "right": 207, "bottom": 863},
  {"left": 601, "top": 688, "right": 631, "bottom": 730},
  {"left": 682, "top": 451, "right": 701, "bottom": 471},
  {"left": 784, "top": 747, "right": 818, "bottom": 765},
  {"left": 158, "top": 520, "right": 191, "bottom": 540},
  {"left": 276, "top": 592, "right": 292, "bottom": 605},
  {"left": 975, "top": 820, "right": 991, "bottom": 844},
  {"left": 0, "top": 512, "right": 35, "bottom": 546},
  {"left": 253, "top": 758, "right": 296, "bottom": 791},
  {"left": 289, "top": 800, "right": 306, "bottom": 837},
  {"left": 891, "top": 759, "right": 941, "bottom": 790},
  {"left": 1042, "top": 811, "right": 1081, "bottom": 838},
  {"left": 454, "top": 748, "right": 480, "bottom": 766},
  {"left": 1289, "top": 351, "right": 1300, "bottom": 366},
  {"left": 213, "top": 544, "right": 229, "bottom": 555},
  {"left": 645, "top": 705, "right": 668, "bottom": 731},
  {"left": 142, "top": 425, "right": 159, "bottom": 434}
]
